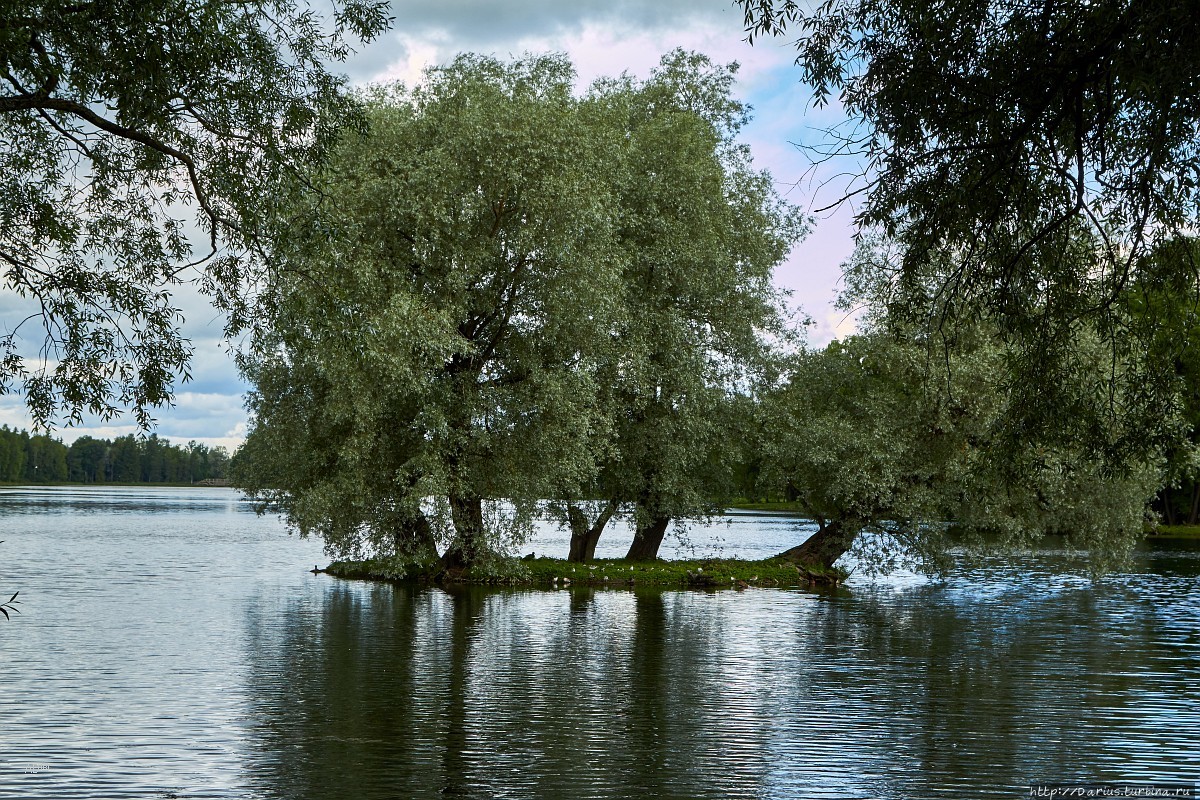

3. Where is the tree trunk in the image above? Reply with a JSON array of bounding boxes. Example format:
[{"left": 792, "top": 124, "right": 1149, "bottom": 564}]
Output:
[
  {"left": 392, "top": 512, "right": 438, "bottom": 561},
  {"left": 625, "top": 514, "right": 670, "bottom": 561},
  {"left": 1164, "top": 486, "right": 1177, "bottom": 526},
  {"left": 776, "top": 519, "right": 852, "bottom": 571},
  {"left": 440, "top": 494, "right": 486, "bottom": 576},
  {"left": 566, "top": 500, "right": 618, "bottom": 563},
  {"left": 1190, "top": 482, "right": 1199, "bottom": 525}
]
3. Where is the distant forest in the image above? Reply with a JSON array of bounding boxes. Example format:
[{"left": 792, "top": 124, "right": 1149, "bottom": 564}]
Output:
[{"left": 0, "top": 427, "right": 230, "bottom": 485}]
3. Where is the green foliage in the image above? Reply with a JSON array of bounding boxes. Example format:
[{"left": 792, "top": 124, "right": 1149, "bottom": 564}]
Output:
[
  {"left": 85, "top": 433, "right": 229, "bottom": 483},
  {"left": 236, "top": 53, "right": 630, "bottom": 562},
  {"left": 0, "top": 0, "right": 390, "bottom": 428},
  {"left": 741, "top": 0, "right": 1200, "bottom": 284},
  {"left": 1147, "top": 525, "right": 1200, "bottom": 540},
  {"left": 233, "top": 51, "right": 804, "bottom": 566},
  {"left": 0, "top": 426, "right": 66, "bottom": 481},
  {"left": 561, "top": 52, "right": 807, "bottom": 551},
  {"left": 1117, "top": 237, "right": 1200, "bottom": 524},
  {"left": 0, "top": 426, "right": 227, "bottom": 483},
  {"left": 323, "top": 557, "right": 431, "bottom": 583},
  {"left": 324, "top": 556, "right": 816, "bottom": 589},
  {"left": 24, "top": 432, "right": 67, "bottom": 481},
  {"left": 761, "top": 323, "right": 1161, "bottom": 575},
  {"left": 740, "top": 0, "right": 1200, "bottom": 462},
  {"left": 726, "top": 501, "right": 808, "bottom": 513}
]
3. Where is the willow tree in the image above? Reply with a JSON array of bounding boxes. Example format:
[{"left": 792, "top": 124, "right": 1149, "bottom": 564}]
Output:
[
  {"left": 0, "top": 0, "right": 390, "bottom": 428},
  {"left": 235, "top": 51, "right": 804, "bottom": 570},
  {"left": 1120, "top": 237, "right": 1200, "bottom": 525},
  {"left": 234, "top": 54, "right": 628, "bottom": 572},
  {"left": 559, "top": 51, "right": 807, "bottom": 562},
  {"left": 763, "top": 324, "right": 1161, "bottom": 576},
  {"left": 739, "top": 0, "right": 1200, "bottom": 465}
]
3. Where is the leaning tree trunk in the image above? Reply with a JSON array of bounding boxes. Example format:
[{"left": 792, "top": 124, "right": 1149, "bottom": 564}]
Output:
[
  {"left": 776, "top": 519, "right": 852, "bottom": 572},
  {"left": 625, "top": 514, "right": 670, "bottom": 561},
  {"left": 566, "top": 500, "right": 618, "bottom": 563},
  {"left": 440, "top": 494, "right": 486, "bottom": 578}
]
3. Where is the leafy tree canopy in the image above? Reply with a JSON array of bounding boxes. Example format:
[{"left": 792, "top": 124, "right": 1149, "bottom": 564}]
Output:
[
  {"left": 0, "top": 0, "right": 390, "bottom": 428},
  {"left": 761, "top": 320, "right": 1162, "bottom": 576},
  {"left": 233, "top": 51, "right": 805, "bottom": 569},
  {"left": 563, "top": 52, "right": 807, "bottom": 560},
  {"left": 236, "top": 53, "right": 632, "bottom": 566},
  {"left": 739, "top": 0, "right": 1200, "bottom": 459}
]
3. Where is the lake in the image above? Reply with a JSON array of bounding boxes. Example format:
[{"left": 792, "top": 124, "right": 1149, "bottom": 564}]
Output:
[{"left": 1, "top": 486, "right": 1197, "bottom": 798}]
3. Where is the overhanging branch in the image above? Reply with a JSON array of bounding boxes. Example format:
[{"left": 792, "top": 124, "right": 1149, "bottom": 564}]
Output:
[{"left": 0, "top": 92, "right": 240, "bottom": 251}]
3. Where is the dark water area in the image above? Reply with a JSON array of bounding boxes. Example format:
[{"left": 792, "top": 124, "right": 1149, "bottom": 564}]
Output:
[{"left": 1, "top": 487, "right": 1198, "bottom": 798}]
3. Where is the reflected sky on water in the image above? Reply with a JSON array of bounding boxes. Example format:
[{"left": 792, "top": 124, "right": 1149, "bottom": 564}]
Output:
[{"left": 1, "top": 487, "right": 1197, "bottom": 798}]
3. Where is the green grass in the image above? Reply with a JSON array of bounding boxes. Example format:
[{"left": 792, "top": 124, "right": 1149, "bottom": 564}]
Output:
[
  {"left": 1146, "top": 524, "right": 1200, "bottom": 539},
  {"left": 322, "top": 555, "right": 846, "bottom": 589},
  {"left": 725, "top": 501, "right": 808, "bottom": 513}
]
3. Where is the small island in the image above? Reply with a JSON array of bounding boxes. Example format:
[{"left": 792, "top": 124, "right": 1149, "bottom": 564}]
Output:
[{"left": 319, "top": 555, "right": 847, "bottom": 590}]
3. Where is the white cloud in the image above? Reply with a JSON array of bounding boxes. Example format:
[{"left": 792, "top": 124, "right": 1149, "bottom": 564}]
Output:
[
  {"left": 3, "top": 3, "right": 860, "bottom": 444},
  {"left": 353, "top": 1, "right": 783, "bottom": 91},
  {"left": 346, "top": 0, "right": 744, "bottom": 84},
  {"left": 809, "top": 305, "right": 864, "bottom": 349},
  {"left": 349, "top": 2, "right": 860, "bottom": 334},
  {"left": 362, "top": 35, "right": 447, "bottom": 85}
]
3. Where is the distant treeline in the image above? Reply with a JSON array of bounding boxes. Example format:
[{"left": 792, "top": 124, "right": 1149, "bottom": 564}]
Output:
[{"left": 0, "top": 427, "right": 230, "bottom": 484}]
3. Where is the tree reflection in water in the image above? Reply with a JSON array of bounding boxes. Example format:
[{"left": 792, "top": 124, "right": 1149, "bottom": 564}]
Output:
[{"left": 241, "top": 567, "right": 1200, "bottom": 800}]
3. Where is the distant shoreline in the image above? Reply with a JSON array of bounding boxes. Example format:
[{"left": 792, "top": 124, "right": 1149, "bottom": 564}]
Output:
[
  {"left": 731, "top": 502, "right": 1200, "bottom": 542},
  {"left": 1147, "top": 524, "right": 1200, "bottom": 539},
  {"left": 0, "top": 480, "right": 232, "bottom": 488}
]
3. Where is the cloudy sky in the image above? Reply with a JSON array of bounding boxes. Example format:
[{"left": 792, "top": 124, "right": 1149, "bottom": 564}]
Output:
[{"left": 1, "top": 0, "right": 860, "bottom": 451}]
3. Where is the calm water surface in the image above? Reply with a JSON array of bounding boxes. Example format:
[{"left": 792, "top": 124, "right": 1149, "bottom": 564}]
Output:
[{"left": 1, "top": 486, "right": 1198, "bottom": 798}]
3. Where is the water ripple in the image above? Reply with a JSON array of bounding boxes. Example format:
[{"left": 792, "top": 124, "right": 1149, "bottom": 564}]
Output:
[{"left": 1, "top": 489, "right": 1198, "bottom": 798}]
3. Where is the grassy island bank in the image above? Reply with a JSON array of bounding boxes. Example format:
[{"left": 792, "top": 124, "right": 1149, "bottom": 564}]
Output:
[
  {"left": 726, "top": 501, "right": 808, "bottom": 514},
  {"left": 321, "top": 556, "right": 847, "bottom": 590},
  {"left": 1147, "top": 525, "right": 1200, "bottom": 540}
]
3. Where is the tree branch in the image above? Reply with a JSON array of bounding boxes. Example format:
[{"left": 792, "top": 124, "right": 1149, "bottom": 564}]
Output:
[{"left": 0, "top": 92, "right": 239, "bottom": 249}]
